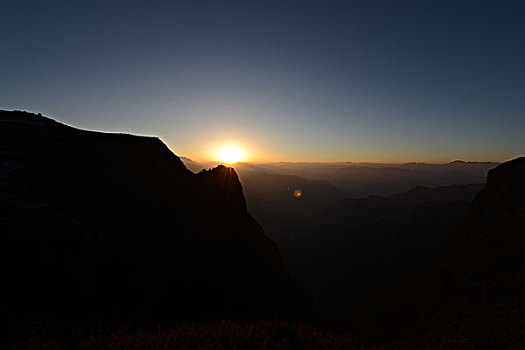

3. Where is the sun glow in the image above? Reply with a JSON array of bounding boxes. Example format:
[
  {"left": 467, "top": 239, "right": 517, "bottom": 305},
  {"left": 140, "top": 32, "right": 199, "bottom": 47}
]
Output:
[{"left": 216, "top": 145, "right": 244, "bottom": 164}]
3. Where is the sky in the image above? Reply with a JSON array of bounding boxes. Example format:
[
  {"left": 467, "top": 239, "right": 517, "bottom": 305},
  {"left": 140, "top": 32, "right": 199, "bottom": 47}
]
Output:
[{"left": 2, "top": 0, "right": 524, "bottom": 163}]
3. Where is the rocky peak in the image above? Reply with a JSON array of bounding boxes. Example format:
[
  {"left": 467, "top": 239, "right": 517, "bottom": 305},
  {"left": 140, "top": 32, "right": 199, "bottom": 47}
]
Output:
[{"left": 197, "top": 165, "right": 248, "bottom": 213}]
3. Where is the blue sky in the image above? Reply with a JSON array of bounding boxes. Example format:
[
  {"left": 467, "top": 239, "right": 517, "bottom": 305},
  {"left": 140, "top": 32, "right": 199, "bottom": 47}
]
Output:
[{"left": 2, "top": 0, "right": 524, "bottom": 162}]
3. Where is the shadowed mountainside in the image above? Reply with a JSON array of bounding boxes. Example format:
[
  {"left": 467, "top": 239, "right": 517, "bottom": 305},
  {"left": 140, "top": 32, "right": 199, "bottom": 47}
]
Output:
[
  {"left": 409, "top": 157, "right": 525, "bottom": 347},
  {"left": 235, "top": 165, "right": 345, "bottom": 244},
  {"left": 0, "top": 110, "right": 314, "bottom": 334},
  {"left": 279, "top": 184, "right": 484, "bottom": 328}
]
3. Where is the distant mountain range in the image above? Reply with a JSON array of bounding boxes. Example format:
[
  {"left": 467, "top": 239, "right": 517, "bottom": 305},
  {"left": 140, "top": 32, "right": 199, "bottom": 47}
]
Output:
[
  {"left": 181, "top": 159, "right": 496, "bottom": 306},
  {"left": 323, "top": 183, "right": 484, "bottom": 228},
  {"left": 181, "top": 158, "right": 496, "bottom": 242},
  {"left": 180, "top": 149, "right": 504, "bottom": 332},
  {"left": 0, "top": 110, "right": 314, "bottom": 330}
]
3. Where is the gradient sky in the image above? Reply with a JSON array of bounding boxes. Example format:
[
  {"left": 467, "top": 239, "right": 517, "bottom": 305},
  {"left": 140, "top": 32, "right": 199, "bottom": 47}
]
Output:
[{"left": 2, "top": 0, "right": 524, "bottom": 162}]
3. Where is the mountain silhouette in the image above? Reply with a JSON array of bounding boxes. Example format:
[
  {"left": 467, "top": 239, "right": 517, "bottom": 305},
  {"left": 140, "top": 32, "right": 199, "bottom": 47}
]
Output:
[{"left": 0, "top": 110, "right": 314, "bottom": 330}]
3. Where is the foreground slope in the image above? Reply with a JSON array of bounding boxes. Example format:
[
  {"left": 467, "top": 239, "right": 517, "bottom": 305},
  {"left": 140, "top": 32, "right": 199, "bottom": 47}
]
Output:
[{"left": 0, "top": 110, "right": 313, "bottom": 327}]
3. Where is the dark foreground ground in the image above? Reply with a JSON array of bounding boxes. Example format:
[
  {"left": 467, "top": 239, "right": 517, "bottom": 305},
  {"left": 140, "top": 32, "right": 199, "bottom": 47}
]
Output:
[{"left": 9, "top": 318, "right": 524, "bottom": 350}]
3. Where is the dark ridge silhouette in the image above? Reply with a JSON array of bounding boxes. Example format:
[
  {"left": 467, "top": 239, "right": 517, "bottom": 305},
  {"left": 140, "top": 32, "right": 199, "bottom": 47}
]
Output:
[
  {"left": 409, "top": 156, "right": 525, "bottom": 347},
  {"left": 0, "top": 110, "right": 315, "bottom": 338}
]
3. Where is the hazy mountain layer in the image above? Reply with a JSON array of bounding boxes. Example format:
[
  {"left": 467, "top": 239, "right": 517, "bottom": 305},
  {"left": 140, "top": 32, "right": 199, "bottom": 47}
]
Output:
[
  {"left": 189, "top": 160, "right": 496, "bottom": 198},
  {"left": 279, "top": 183, "right": 484, "bottom": 328}
]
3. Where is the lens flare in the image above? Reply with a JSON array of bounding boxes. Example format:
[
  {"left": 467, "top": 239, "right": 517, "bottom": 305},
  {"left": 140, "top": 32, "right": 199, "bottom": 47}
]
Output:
[{"left": 293, "top": 189, "right": 303, "bottom": 198}]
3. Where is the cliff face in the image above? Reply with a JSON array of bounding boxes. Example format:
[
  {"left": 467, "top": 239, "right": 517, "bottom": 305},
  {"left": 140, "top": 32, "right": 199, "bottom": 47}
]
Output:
[
  {"left": 463, "top": 157, "right": 525, "bottom": 224},
  {"left": 0, "top": 110, "right": 313, "bottom": 325},
  {"left": 416, "top": 157, "right": 525, "bottom": 347}
]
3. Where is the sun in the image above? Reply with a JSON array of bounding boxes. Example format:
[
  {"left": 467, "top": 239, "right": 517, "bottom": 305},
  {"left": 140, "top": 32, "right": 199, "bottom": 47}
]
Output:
[{"left": 217, "top": 145, "right": 244, "bottom": 164}]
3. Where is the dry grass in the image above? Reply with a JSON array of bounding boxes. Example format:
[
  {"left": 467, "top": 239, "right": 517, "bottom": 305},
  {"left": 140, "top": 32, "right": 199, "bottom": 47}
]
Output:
[{"left": 11, "top": 319, "right": 371, "bottom": 350}]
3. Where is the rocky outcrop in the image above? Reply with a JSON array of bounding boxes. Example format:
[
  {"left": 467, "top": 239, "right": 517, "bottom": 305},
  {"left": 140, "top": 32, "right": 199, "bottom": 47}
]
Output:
[
  {"left": 0, "top": 110, "right": 314, "bottom": 327},
  {"left": 197, "top": 165, "right": 248, "bottom": 213}
]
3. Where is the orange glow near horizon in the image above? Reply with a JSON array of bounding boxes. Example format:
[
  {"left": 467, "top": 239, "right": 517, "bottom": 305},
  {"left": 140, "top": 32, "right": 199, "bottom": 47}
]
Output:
[{"left": 175, "top": 138, "right": 506, "bottom": 166}]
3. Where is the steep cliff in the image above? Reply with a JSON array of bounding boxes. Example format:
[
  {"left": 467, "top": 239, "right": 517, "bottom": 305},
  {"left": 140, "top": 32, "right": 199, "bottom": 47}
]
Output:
[{"left": 0, "top": 110, "right": 314, "bottom": 327}]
